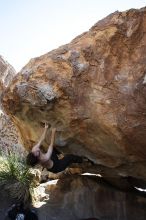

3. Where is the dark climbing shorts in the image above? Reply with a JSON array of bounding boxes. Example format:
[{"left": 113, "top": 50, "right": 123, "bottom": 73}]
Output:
[{"left": 47, "top": 151, "right": 83, "bottom": 173}]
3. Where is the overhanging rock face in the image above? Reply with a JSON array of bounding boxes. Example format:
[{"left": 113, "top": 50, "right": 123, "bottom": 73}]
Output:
[{"left": 2, "top": 8, "right": 146, "bottom": 180}]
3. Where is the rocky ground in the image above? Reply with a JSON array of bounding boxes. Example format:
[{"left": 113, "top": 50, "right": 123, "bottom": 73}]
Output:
[{"left": 1, "top": 175, "right": 146, "bottom": 220}]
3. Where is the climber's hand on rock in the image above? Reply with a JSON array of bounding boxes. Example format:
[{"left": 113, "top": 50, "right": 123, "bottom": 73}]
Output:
[{"left": 45, "top": 122, "right": 49, "bottom": 129}]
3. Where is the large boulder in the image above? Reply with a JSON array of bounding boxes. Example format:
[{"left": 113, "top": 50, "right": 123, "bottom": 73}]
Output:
[{"left": 2, "top": 8, "right": 146, "bottom": 180}]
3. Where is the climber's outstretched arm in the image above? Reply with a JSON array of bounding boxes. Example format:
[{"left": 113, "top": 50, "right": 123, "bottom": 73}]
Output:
[
  {"left": 32, "top": 123, "right": 48, "bottom": 152},
  {"left": 40, "top": 128, "right": 56, "bottom": 162}
]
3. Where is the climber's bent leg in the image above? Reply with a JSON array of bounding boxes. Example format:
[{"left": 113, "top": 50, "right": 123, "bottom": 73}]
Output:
[{"left": 48, "top": 154, "right": 83, "bottom": 173}]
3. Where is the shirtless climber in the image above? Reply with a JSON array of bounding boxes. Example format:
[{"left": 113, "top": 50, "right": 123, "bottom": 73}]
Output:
[{"left": 26, "top": 123, "right": 83, "bottom": 173}]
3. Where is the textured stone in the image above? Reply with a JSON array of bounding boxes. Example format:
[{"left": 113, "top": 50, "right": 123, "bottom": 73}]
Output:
[
  {"left": 34, "top": 175, "right": 146, "bottom": 220},
  {"left": 0, "top": 113, "right": 22, "bottom": 152},
  {"left": 0, "top": 56, "right": 16, "bottom": 106},
  {"left": 2, "top": 8, "right": 146, "bottom": 182},
  {"left": 0, "top": 56, "right": 22, "bottom": 152},
  {"left": 0, "top": 55, "right": 16, "bottom": 88}
]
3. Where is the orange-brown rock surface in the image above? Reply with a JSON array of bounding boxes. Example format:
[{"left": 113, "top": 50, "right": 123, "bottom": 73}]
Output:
[{"left": 2, "top": 8, "right": 146, "bottom": 181}]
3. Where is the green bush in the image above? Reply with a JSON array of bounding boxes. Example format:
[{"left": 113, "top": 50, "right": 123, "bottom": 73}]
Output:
[{"left": 0, "top": 148, "right": 36, "bottom": 203}]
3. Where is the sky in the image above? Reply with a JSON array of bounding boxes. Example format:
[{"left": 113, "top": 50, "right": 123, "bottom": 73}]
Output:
[{"left": 0, "top": 0, "right": 146, "bottom": 72}]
